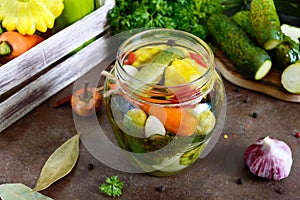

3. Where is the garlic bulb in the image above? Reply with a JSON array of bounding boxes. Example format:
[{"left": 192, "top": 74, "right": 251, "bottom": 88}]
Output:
[{"left": 244, "top": 136, "right": 293, "bottom": 180}]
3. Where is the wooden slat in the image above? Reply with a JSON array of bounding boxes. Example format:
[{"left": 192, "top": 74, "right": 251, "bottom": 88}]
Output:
[
  {"left": 0, "top": 33, "right": 123, "bottom": 132},
  {"left": 0, "top": 0, "right": 115, "bottom": 101},
  {"left": 0, "top": 0, "right": 117, "bottom": 132}
]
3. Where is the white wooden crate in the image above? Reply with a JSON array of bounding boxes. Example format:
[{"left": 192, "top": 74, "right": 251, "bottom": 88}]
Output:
[{"left": 0, "top": 0, "right": 115, "bottom": 132}]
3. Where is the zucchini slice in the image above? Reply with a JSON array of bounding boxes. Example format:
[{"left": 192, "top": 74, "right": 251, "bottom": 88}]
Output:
[{"left": 281, "top": 61, "right": 300, "bottom": 94}]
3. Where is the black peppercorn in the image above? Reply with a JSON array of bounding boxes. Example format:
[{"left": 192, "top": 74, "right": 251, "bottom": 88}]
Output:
[
  {"left": 234, "top": 87, "right": 240, "bottom": 92},
  {"left": 167, "top": 39, "right": 176, "bottom": 46},
  {"left": 252, "top": 112, "right": 258, "bottom": 118},
  {"left": 88, "top": 163, "right": 94, "bottom": 170},
  {"left": 274, "top": 186, "right": 284, "bottom": 194},
  {"left": 236, "top": 178, "right": 243, "bottom": 185}
]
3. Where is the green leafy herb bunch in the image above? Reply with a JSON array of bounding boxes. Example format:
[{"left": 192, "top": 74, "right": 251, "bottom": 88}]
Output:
[{"left": 108, "top": 0, "right": 224, "bottom": 39}]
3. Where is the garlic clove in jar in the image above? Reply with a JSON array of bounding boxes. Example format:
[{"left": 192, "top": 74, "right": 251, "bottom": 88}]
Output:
[
  {"left": 145, "top": 115, "right": 166, "bottom": 138},
  {"left": 119, "top": 65, "right": 139, "bottom": 82},
  {"left": 123, "top": 65, "right": 139, "bottom": 76},
  {"left": 244, "top": 136, "right": 293, "bottom": 180}
]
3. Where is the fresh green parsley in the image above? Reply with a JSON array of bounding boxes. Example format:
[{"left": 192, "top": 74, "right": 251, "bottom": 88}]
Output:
[
  {"left": 108, "top": 0, "right": 225, "bottom": 40},
  {"left": 99, "top": 176, "right": 124, "bottom": 197}
]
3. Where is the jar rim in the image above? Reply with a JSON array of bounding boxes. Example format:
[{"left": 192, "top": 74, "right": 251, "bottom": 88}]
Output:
[
  {"left": 116, "top": 28, "right": 215, "bottom": 88},
  {"left": 114, "top": 28, "right": 216, "bottom": 105}
]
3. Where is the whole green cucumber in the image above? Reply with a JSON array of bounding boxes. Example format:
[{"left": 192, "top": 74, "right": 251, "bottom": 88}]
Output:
[
  {"left": 250, "top": 0, "right": 283, "bottom": 50},
  {"left": 133, "top": 47, "right": 184, "bottom": 85},
  {"left": 231, "top": 11, "right": 256, "bottom": 40},
  {"left": 207, "top": 14, "right": 272, "bottom": 80},
  {"left": 232, "top": 10, "right": 300, "bottom": 70}
]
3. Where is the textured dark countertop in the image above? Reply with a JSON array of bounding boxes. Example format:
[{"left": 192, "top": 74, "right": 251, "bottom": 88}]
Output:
[{"left": 1, "top": 78, "right": 299, "bottom": 200}]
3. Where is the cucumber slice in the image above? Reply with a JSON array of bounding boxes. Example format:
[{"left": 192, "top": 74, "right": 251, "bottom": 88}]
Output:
[
  {"left": 281, "top": 61, "right": 300, "bottom": 94},
  {"left": 196, "top": 109, "right": 216, "bottom": 136},
  {"left": 255, "top": 60, "right": 272, "bottom": 80},
  {"left": 123, "top": 108, "right": 147, "bottom": 138},
  {"left": 179, "top": 143, "right": 206, "bottom": 165},
  {"left": 158, "top": 157, "right": 187, "bottom": 173}
]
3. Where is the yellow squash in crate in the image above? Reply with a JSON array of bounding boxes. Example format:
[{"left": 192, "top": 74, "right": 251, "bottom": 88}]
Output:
[{"left": 0, "top": 0, "right": 64, "bottom": 35}]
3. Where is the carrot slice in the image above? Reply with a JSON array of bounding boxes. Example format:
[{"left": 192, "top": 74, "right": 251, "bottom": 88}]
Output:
[{"left": 140, "top": 103, "right": 197, "bottom": 137}]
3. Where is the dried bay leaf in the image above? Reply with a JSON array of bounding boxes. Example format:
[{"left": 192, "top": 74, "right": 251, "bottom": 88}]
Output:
[
  {"left": 33, "top": 134, "right": 80, "bottom": 192},
  {"left": 0, "top": 183, "right": 53, "bottom": 200}
]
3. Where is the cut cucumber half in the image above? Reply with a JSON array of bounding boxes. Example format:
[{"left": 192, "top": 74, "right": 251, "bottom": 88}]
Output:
[
  {"left": 281, "top": 61, "right": 300, "bottom": 94},
  {"left": 264, "top": 39, "right": 282, "bottom": 51},
  {"left": 255, "top": 60, "right": 272, "bottom": 80}
]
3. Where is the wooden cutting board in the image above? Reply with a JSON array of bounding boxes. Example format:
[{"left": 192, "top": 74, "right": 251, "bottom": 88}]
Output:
[{"left": 214, "top": 48, "right": 300, "bottom": 103}]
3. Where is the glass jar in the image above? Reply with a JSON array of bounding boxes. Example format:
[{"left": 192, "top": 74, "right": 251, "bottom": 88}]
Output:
[{"left": 104, "top": 29, "right": 226, "bottom": 176}]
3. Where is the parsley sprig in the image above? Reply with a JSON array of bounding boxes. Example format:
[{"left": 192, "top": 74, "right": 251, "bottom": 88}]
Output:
[
  {"left": 99, "top": 176, "right": 124, "bottom": 197},
  {"left": 108, "top": 0, "right": 224, "bottom": 39}
]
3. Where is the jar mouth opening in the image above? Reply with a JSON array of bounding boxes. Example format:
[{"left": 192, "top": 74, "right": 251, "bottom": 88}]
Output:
[
  {"left": 115, "top": 28, "right": 215, "bottom": 104},
  {"left": 117, "top": 28, "right": 214, "bottom": 88}
]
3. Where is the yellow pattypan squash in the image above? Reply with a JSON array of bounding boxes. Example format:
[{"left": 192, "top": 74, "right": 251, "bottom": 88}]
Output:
[
  {"left": 131, "top": 45, "right": 166, "bottom": 67},
  {"left": 0, "top": 0, "right": 64, "bottom": 35},
  {"left": 164, "top": 58, "right": 206, "bottom": 86}
]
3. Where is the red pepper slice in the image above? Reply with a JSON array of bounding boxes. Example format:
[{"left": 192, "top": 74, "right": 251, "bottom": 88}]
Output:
[
  {"left": 189, "top": 52, "right": 207, "bottom": 68},
  {"left": 123, "top": 51, "right": 136, "bottom": 65},
  {"left": 53, "top": 95, "right": 72, "bottom": 108}
]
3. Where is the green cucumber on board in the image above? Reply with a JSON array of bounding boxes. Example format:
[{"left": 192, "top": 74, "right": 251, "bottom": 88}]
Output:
[
  {"left": 207, "top": 14, "right": 272, "bottom": 80},
  {"left": 232, "top": 10, "right": 300, "bottom": 70},
  {"left": 250, "top": 0, "right": 283, "bottom": 50},
  {"left": 231, "top": 10, "right": 256, "bottom": 40}
]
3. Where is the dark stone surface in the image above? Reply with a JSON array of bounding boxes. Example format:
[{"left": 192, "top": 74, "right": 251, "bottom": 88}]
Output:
[{"left": 1, "top": 79, "right": 300, "bottom": 200}]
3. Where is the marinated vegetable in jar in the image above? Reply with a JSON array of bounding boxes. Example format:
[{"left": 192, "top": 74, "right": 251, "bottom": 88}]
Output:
[{"left": 104, "top": 29, "right": 225, "bottom": 176}]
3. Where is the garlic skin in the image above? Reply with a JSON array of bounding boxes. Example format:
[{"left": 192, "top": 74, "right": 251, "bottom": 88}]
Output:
[{"left": 244, "top": 136, "right": 293, "bottom": 180}]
